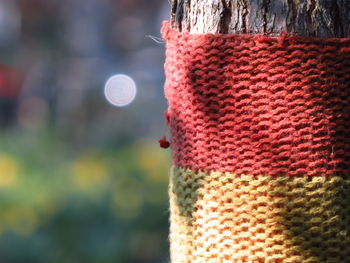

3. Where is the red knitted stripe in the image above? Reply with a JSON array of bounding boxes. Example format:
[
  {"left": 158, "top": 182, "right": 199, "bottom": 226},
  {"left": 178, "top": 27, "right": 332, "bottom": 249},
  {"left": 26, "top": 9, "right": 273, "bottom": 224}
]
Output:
[{"left": 162, "top": 21, "right": 350, "bottom": 177}]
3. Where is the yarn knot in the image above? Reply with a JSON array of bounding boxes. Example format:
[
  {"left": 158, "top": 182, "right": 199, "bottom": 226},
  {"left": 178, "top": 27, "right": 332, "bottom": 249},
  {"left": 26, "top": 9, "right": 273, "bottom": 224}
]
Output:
[{"left": 159, "top": 136, "right": 170, "bottom": 149}]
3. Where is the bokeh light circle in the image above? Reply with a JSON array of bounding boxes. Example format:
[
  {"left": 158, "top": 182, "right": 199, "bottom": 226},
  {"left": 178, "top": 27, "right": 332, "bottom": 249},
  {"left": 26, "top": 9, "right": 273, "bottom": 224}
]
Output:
[{"left": 104, "top": 74, "right": 137, "bottom": 107}]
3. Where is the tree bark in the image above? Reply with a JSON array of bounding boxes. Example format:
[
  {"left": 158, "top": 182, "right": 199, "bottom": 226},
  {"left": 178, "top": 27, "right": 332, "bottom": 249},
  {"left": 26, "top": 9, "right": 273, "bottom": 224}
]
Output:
[{"left": 171, "top": 0, "right": 350, "bottom": 37}]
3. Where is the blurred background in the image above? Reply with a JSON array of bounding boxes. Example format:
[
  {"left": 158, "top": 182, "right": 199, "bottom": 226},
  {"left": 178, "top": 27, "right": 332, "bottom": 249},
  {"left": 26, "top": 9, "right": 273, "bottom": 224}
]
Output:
[{"left": 0, "top": 0, "right": 171, "bottom": 262}]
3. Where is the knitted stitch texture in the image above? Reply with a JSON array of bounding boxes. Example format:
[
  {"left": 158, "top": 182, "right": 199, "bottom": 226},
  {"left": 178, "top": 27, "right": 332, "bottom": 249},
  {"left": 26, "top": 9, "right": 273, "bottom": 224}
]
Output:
[
  {"left": 169, "top": 167, "right": 350, "bottom": 263},
  {"left": 161, "top": 21, "right": 350, "bottom": 262},
  {"left": 162, "top": 22, "right": 350, "bottom": 177}
]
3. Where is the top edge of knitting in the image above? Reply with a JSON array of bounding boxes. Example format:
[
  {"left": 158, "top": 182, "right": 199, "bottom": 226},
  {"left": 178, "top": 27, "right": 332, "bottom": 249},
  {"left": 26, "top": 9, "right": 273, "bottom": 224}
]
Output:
[{"left": 161, "top": 20, "right": 350, "bottom": 45}]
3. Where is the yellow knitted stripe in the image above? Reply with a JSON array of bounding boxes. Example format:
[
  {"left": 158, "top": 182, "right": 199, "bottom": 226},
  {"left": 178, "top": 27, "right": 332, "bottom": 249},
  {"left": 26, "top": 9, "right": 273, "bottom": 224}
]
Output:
[{"left": 169, "top": 166, "right": 350, "bottom": 263}]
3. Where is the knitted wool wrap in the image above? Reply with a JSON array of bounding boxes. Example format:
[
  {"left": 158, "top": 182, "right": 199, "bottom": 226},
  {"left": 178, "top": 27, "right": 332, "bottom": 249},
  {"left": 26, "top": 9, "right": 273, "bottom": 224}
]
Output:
[{"left": 161, "top": 21, "right": 350, "bottom": 263}]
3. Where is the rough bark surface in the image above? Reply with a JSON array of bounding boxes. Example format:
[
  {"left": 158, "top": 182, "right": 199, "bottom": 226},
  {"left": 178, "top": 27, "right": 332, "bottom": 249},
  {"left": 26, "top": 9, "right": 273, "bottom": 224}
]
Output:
[{"left": 171, "top": 0, "right": 350, "bottom": 37}]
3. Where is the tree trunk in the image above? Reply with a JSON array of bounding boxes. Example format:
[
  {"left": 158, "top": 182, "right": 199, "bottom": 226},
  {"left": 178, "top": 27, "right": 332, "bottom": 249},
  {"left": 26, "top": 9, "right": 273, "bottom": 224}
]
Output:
[
  {"left": 165, "top": 1, "right": 350, "bottom": 262},
  {"left": 171, "top": 0, "right": 350, "bottom": 37}
]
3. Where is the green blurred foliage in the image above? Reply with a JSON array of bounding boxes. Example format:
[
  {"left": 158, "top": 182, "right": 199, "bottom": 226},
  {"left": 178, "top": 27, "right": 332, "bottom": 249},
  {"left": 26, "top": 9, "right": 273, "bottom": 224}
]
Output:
[{"left": 0, "top": 129, "right": 171, "bottom": 263}]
